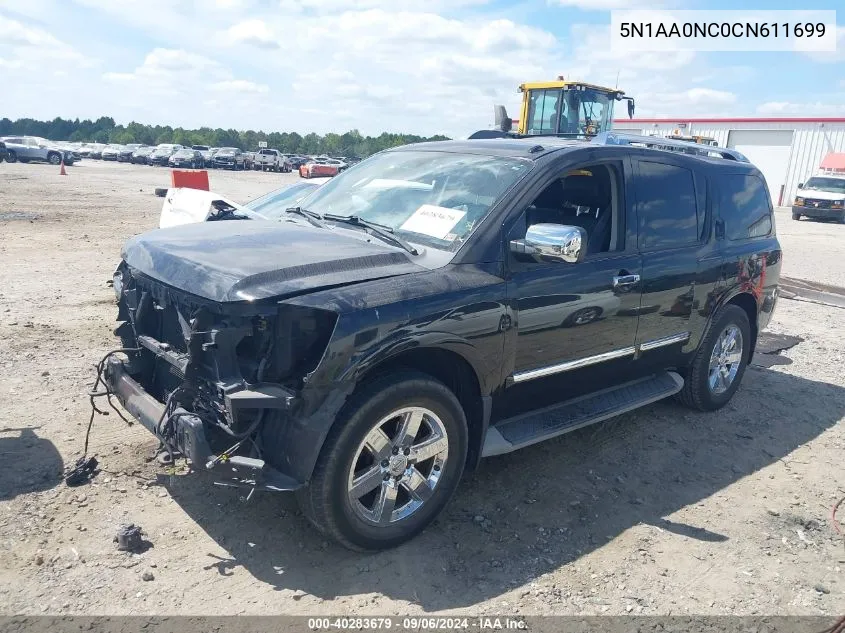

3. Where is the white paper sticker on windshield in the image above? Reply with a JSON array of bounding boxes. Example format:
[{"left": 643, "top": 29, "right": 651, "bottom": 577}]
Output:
[{"left": 400, "top": 205, "right": 466, "bottom": 240}]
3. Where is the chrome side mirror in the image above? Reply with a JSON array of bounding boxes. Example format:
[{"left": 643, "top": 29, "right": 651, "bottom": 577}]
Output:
[
  {"left": 510, "top": 223, "right": 587, "bottom": 264},
  {"left": 797, "top": 182, "right": 804, "bottom": 189}
]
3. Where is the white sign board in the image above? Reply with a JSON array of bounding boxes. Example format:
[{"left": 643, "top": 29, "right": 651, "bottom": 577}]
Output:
[{"left": 258, "top": 141, "right": 268, "bottom": 148}]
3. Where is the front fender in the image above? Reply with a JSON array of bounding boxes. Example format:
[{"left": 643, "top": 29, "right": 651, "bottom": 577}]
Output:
[{"left": 342, "top": 330, "right": 497, "bottom": 396}]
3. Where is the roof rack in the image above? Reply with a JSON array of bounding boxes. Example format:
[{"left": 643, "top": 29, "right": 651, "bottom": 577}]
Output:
[{"left": 592, "top": 132, "right": 749, "bottom": 162}]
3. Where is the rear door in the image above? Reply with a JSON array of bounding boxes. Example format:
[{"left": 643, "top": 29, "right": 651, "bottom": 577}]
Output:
[{"left": 632, "top": 156, "right": 720, "bottom": 370}]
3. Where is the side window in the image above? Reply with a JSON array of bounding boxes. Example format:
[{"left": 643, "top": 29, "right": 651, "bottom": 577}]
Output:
[
  {"left": 719, "top": 174, "right": 773, "bottom": 240},
  {"left": 523, "top": 162, "right": 624, "bottom": 256},
  {"left": 635, "top": 161, "right": 698, "bottom": 250},
  {"left": 526, "top": 90, "right": 559, "bottom": 135}
]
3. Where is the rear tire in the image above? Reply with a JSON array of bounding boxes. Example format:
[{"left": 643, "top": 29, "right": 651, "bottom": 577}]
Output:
[
  {"left": 5, "top": 151, "right": 15, "bottom": 163},
  {"left": 677, "top": 304, "right": 751, "bottom": 411},
  {"left": 297, "top": 371, "right": 467, "bottom": 551}
]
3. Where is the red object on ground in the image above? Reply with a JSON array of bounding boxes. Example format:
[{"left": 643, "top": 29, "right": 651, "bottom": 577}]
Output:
[
  {"left": 820, "top": 153, "right": 845, "bottom": 172},
  {"left": 299, "top": 163, "right": 339, "bottom": 179},
  {"left": 170, "top": 169, "right": 210, "bottom": 191},
  {"left": 59, "top": 160, "right": 67, "bottom": 176}
]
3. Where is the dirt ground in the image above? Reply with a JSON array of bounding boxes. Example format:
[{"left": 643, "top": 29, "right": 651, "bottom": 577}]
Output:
[{"left": 1, "top": 160, "right": 844, "bottom": 616}]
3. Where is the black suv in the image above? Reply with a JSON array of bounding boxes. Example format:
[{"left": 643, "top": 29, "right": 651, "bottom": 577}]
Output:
[{"left": 103, "top": 136, "right": 781, "bottom": 550}]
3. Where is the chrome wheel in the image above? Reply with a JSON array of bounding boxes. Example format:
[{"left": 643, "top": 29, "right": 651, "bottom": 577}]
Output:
[
  {"left": 572, "top": 307, "right": 601, "bottom": 325},
  {"left": 347, "top": 407, "right": 449, "bottom": 525},
  {"left": 708, "top": 324, "right": 743, "bottom": 395}
]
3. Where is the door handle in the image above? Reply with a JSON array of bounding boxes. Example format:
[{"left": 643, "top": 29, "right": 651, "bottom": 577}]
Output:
[{"left": 613, "top": 273, "right": 640, "bottom": 290}]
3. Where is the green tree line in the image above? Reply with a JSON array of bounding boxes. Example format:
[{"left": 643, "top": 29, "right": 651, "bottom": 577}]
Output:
[{"left": 0, "top": 116, "right": 450, "bottom": 157}]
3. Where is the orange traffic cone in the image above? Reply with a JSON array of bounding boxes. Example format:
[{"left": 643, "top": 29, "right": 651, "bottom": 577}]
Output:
[{"left": 59, "top": 159, "right": 67, "bottom": 176}]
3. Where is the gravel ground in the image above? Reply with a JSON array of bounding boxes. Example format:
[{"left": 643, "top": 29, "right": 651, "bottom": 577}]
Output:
[{"left": 1, "top": 160, "right": 844, "bottom": 616}]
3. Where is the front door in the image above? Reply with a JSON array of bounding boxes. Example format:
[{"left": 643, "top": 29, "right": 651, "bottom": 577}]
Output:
[{"left": 496, "top": 158, "right": 643, "bottom": 419}]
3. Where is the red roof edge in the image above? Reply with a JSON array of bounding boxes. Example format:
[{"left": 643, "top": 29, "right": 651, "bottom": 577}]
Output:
[{"left": 613, "top": 117, "right": 845, "bottom": 124}]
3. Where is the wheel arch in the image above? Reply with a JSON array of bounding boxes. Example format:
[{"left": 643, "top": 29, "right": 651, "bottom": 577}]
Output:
[
  {"left": 725, "top": 292, "right": 759, "bottom": 359},
  {"left": 352, "top": 346, "right": 488, "bottom": 471}
]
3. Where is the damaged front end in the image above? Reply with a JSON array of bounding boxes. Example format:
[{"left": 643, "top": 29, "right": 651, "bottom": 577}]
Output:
[{"left": 105, "top": 260, "right": 337, "bottom": 492}]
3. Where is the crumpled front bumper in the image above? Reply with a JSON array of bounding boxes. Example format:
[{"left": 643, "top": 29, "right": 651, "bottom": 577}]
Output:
[
  {"left": 103, "top": 356, "right": 304, "bottom": 492},
  {"left": 103, "top": 357, "right": 213, "bottom": 466}
]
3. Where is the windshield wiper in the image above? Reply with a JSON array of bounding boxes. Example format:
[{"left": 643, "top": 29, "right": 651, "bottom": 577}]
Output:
[
  {"left": 284, "top": 206, "right": 325, "bottom": 228},
  {"left": 323, "top": 214, "right": 419, "bottom": 255}
]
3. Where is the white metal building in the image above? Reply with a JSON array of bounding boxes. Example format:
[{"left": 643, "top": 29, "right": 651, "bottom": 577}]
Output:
[{"left": 612, "top": 118, "right": 845, "bottom": 206}]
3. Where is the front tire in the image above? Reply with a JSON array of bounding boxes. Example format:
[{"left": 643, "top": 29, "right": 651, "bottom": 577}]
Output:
[
  {"left": 297, "top": 371, "right": 467, "bottom": 551},
  {"left": 677, "top": 304, "right": 751, "bottom": 411},
  {"left": 792, "top": 212, "right": 801, "bottom": 220}
]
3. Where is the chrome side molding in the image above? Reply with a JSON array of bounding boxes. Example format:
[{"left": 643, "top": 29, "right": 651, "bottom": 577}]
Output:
[
  {"left": 512, "top": 346, "right": 637, "bottom": 383},
  {"left": 511, "top": 331, "right": 690, "bottom": 383},
  {"left": 638, "top": 331, "right": 690, "bottom": 352}
]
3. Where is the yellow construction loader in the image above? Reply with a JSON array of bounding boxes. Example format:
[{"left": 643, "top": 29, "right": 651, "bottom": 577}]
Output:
[{"left": 470, "top": 76, "right": 635, "bottom": 139}]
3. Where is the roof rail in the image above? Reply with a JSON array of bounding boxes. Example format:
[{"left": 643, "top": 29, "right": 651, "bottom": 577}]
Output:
[{"left": 593, "top": 132, "right": 749, "bottom": 162}]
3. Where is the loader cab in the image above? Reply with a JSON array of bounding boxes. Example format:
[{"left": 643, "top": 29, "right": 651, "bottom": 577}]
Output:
[{"left": 519, "top": 81, "right": 634, "bottom": 138}]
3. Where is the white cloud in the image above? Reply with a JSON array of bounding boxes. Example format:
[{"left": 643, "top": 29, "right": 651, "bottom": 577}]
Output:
[
  {"left": 102, "top": 48, "right": 231, "bottom": 86},
  {"left": 212, "top": 79, "right": 269, "bottom": 93},
  {"left": 803, "top": 26, "right": 845, "bottom": 63},
  {"left": 549, "top": 0, "right": 674, "bottom": 9},
  {"left": 0, "top": 14, "right": 94, "bottom": 69},
  {"left": 226, "top": 19, "right": 278, "bottom": 48},
  {"left": 282, "top": 0, "right": 490, "bottom": 12}
]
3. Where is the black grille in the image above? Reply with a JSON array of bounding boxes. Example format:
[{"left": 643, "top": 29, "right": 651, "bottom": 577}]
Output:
[{"left": 804, "top": 198, "right": 832, "bottom": 209}]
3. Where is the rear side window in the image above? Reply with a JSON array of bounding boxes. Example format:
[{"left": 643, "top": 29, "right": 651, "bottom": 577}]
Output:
[
  {"left": 635, "top": 161, "right": 699, "bottom": 250},
  {"left": 719, "top": 174, "right": 773, "bottom": 240}
]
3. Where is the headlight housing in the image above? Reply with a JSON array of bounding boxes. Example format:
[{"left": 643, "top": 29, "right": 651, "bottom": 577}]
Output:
[
  {"left": 794, "top": 197, "right": 804, "bottom": 206},
  {"left": 833, "top": 201, "right": 844, "bottom": 209}
]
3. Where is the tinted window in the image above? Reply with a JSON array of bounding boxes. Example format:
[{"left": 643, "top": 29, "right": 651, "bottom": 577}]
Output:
[
  {"left": 636, "top": 161, "right": 698, "bottom": 250},
  {"left": 720, "top": 174, "right": 772, "bottom": 241}
]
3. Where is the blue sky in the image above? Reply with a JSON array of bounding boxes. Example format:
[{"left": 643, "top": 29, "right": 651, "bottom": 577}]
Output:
[{"left": 0, "top": 0, "right": 842, "bottom": 138}]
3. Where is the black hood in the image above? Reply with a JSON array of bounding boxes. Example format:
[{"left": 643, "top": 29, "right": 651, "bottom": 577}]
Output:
[{"left": 122, "top": 220, "right": 425, "bottom": 303}]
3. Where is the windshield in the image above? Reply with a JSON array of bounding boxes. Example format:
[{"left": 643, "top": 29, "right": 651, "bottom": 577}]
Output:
[
  {"left": 246, "top": 183, "right": 320, "bottom": 219},
  {"left": 803, "top": 177, "right": 845, "bottom": 194},
  {"left": 217, "top": 148, "right": 237, "bottom": 155},
  {"left": 526, "top": 87, "right": 615, "bottom": 136},
  {"left": 172, "top": 150, "right": 193, "bottom": 158},
  {"left": 303, "top": 150, "right": 532, "bottom": 251}
]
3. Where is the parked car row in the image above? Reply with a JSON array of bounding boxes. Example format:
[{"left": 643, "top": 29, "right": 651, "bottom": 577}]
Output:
[{"left": 0, "top": 136, "right": 362, "bottom": 178}]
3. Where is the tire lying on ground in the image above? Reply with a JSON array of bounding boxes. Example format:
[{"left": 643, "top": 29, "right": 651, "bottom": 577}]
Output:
[{"left": 154, "top": 187, "right": 168, "bottom": 198}]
